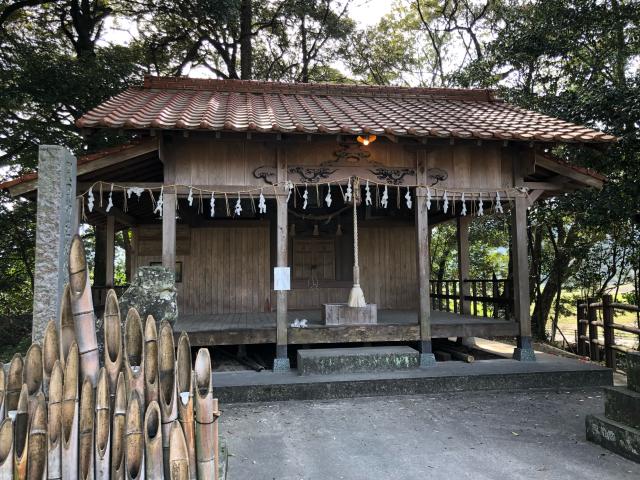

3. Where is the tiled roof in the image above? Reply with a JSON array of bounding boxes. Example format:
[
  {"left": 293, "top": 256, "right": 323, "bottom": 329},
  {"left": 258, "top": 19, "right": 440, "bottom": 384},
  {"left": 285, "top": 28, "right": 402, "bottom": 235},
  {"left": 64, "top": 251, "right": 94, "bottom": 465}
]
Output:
[{"left": 76, "top": 76, "right": 616, "bottom": 143}]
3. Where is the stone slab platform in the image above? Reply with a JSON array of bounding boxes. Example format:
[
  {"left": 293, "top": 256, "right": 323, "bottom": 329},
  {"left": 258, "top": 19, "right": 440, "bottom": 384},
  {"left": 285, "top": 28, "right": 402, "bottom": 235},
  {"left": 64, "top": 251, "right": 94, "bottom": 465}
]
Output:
[
  {"left": 213, "top": 352, "right": 612, "bottom": 404},
  {"left": 627, "top": 351, "right": 640, "bottom": 392},
  {"left": 586, "top": 414, "right": 640, "bottom": 463},
  {"left": 605, "top": 386, "right": 640, "bottom": 429},
  {"left": 297, "top": 346, "right": 419, "bottom": 375}
]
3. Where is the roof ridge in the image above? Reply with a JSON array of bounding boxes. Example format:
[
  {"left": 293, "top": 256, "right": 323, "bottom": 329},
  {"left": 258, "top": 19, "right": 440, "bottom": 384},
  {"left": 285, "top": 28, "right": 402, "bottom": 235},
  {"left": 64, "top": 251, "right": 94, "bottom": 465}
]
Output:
[{"left": 142, "top": 75, "right": 498, "bottom": 102}]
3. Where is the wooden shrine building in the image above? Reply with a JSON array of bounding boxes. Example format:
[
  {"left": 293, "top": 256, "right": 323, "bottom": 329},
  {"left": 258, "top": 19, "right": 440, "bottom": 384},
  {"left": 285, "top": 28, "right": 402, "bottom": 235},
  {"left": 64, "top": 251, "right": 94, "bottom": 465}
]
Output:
[{"left": 1, "top": 76, "right": 612, "bottom": 369}]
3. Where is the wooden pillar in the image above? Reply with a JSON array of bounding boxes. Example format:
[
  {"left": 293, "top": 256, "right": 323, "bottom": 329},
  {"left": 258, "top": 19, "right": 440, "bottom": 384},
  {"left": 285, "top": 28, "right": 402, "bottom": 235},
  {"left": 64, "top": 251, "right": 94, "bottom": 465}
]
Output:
[
  {"left": 416, "top": 150, "right": 436, "bottom": 366},
  {"left": 105, "top": 215, "right": 115, "bottom": 287},
  {"left": 274, "top": 147, "right": 290, "bottom": 371},
  {"left": 162, "top": 140, "right": 177, "bottom": 276},
  {"left": 457, "top": 216, "right": 471, "bottom": 315},
  {"left": 511, "top": 193, "right": 536, "bottom": 361}
]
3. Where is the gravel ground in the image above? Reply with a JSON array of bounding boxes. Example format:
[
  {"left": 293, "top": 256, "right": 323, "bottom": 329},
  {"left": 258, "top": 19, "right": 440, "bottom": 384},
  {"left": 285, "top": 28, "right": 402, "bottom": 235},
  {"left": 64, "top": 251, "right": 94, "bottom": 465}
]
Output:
[{"left": 220, "top": 388, "right": 640, "bottom": 480}]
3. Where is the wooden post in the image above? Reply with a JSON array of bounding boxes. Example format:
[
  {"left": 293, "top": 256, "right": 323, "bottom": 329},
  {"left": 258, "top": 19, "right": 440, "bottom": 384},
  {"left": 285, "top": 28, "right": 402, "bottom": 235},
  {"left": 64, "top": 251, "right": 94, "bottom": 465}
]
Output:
[
  {"left": 274, "top": 147, "right": 290, "bottom": 371},
  {"left": 511, "top": 189, "right": 536, "bottom": 361},
  {"left": 162, "top": 141, "right": 177, "bottom": 276},
  {"left": 457, "top": 216, "right": 471, "bottom": 315},
  {"left": 105, "top": 215, "right": 115, "bottom": 288},
  {"left": 576, "top": 300, "right": 587, "bottom": 356},
  {"left": 602, "top": 294, "right": 615, "bottom": 368},
  {"left": 587, "top": 297, "right": 599, "bottom": 362},
  {"left": 416, "top": 151, "right": 435, "bottom": 366}
]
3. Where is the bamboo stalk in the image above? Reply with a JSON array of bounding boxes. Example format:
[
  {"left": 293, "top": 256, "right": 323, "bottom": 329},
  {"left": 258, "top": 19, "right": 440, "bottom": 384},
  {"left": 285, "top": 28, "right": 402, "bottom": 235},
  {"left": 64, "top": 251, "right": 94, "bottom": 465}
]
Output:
[
  {"left": 61, "top": 343, "right": 79, "bottom": 480},
  {"left": 176, "top": 333, "right": 196, "bottom": 480},
  {"left": 194, "top": 348, "right": 220, "bottom": 480},
  {"left": 68, "top": 235, "right": 99, "bottom": 386},
  {"left": 143, "top": 316, "right": 159, "bottom": 409},
  {"left": 94, "top": 368, "right": 110, "bottom": 480},
  {"left": 0, "top": 419, "right": 13, "bottom": 480},
  {"left": 158, "top": 321, "right": 177, "bottom": 479},
  {"left": 103, "top": 290, "right": 122, "bottom": 409},
  {"left": 59, "top": 285, "right": 75, "bottom": 372},
  {"left": 0, "top": 364, "right": 5, "bottom": 421},
  {"left": 111, "top": 373, "right": 126, "bottom": 480},
  {"left": 143, "top": 401, "right": 163, "bottom": 479},
  {"left": 14, "top": 384, "right": 29, "bottom": 480},
  {"left": 24, "top": 343, "right": 44, "bottom": 413},
  {"left": 124, "top": 308, "right": 145, "bottom": 411},
  {"left": 169, "top": 421, "right": 190, "bottom": 480},
  {"left": 79, "top": 378, "right": 94, "bottom": 480},
  {"left": 125, "top": 391, "right": 144, "bottom": 480},
  {"left": 43, "top": 320, "right": 60, "bottom": 400},
  {"left": 6, "top": 354, "right": 23, "bottom": 413},
  {"left": 47, "top": 361, "right": 63, "bottom": 480},
  {"left": 27, "top": 392, "right": 47, "bottom": 480}
]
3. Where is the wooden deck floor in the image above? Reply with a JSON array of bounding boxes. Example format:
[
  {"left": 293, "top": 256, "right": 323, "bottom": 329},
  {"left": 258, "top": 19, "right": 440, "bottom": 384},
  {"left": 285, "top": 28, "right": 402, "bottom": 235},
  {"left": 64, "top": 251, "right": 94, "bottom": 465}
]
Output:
[{"left": 175, "top": 309, "right": 519, "bottom": 346}]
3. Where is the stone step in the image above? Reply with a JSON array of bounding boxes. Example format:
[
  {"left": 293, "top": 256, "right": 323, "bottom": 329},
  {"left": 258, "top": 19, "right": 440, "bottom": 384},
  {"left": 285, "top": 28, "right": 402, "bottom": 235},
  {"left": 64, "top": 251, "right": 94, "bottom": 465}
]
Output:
[
  {"left": 297, "top": 346, "right": 420, "bottom": 375},
  {"left": 605, "top": 387, "right": 640, "bottom": 429},
  {"left": 586, "top": 414, "right": 640, "bottom": 463}
]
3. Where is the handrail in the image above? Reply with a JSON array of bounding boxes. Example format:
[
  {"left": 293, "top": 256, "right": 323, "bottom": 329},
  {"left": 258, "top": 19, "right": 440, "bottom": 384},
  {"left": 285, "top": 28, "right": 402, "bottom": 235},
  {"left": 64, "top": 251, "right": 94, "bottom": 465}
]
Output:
[{"left": 577, "top": 294, "right": 640, "bottom": 371}]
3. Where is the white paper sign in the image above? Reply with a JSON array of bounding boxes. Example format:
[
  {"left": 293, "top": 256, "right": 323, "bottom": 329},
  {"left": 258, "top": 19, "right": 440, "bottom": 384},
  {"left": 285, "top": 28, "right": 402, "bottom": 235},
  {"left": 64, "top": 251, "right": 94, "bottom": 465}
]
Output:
[{"left": 274, "top": 267, "right": 291, "bottom": 291}]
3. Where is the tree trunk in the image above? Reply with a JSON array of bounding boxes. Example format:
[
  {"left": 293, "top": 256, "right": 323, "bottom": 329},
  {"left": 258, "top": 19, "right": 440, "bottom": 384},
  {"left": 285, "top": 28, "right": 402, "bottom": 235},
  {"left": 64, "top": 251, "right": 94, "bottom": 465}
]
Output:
[{"left": 240, "top": 0, "right": 253, "bottom": 80}]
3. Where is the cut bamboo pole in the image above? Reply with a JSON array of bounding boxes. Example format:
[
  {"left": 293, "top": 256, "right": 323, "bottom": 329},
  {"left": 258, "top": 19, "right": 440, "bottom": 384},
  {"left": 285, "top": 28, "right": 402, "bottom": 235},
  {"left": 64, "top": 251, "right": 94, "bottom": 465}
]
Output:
[
  {"left": 0, "top": 419, "right": 13, "bottom": 480},
  {"left": 124, "top": 391, "right": 144, "bottom": 480},
  {"left": 95, "top": 368, "right": 110, "bottom": 480},
  {"left": 6, "top": 354, "right": 23, "bottom": 413},
  {"left": 79, "top": 378, "right": 95, "bottom": 480},
  {"left": 27, "top": 392, "right": 47, "bottom": 480},
  {"left": 61, "top": 343, "right": 79, "bottom": 480},
  {"left": 169, "top": 421, "right": 190, "bottom": 480},
  {"left": 176, "top": 333, "right": 196, "bottom": 480},
  {"left": 24, "top": 343, "right": 44, "bottom": 413},
  {"left": 111, "top": 373, "right": 126, "bottom": 480},
  {"left": 143, "top": 401, "right": 163, "bottom": 479},
  {"left": 14, "top": 384, "right": 29, "bottom": 480},
  {"left": 194, "top": 348, "right": 219, "bottom": 480},
  {"left": 59, "top": 285, "right": 75, "bottom": 372},
  {"left": 43, "top": 320, "right": 60, "bottom": 400},
  {"left": 104, "top": 289, "right": 122, "bottom": 409},
  {"left": 158, "top": 321, "right": 178, "bottom": 479},
  {"left": 143, "top": 316, "right": 159, "bottom": 409},
  {"left": 0, "top": 365, "right": 5, "bottom": 420},
  {"left": 124, "top": 308, "right": 145, "bottom": 411},
  {"left": 68, "top": 235, "right": 99, "bottom": 386},
  {"left": 47, "top": 361, "right": 63, "bottom": 480}
]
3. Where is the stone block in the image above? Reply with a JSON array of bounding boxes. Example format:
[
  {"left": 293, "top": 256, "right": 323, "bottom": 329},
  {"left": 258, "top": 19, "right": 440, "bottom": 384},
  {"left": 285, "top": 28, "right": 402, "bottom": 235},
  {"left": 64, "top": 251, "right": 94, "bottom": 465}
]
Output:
[
  {"left": 120, "top": 266, "right": 178, "bottom": 327},
  {"left": 605, "top": 386, "right": 640, "bottom": 429},
  {"left": 586, "top": 414, "right": 640, "bottom": 463},
  {"left": 322, "top": 303, "right": 377, "bottom": 325},
  {"left": 297, "top": 346, "right": 419, "bottom": 375},
  {"left": 627, "top": 351, "right": 640, "bottom": 393}
]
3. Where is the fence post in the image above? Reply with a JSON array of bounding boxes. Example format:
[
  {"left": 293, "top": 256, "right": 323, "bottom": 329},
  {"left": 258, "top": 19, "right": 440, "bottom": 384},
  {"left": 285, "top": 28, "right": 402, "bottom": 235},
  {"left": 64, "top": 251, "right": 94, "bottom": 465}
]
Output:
[
  {"left": 577, "top": 300, "right": 586, "bottom": 356},
  {"left": 587, "top": 297, "right": 600, "bottom": 362},
  {"left": 602, "top": 294, "right": 616, "bottom": 369}
]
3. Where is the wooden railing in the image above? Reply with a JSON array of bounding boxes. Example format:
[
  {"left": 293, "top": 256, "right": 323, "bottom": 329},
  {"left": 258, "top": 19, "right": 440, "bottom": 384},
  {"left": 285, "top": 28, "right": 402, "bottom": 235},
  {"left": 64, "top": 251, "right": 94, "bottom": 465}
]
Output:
[
  {"left": 430, "top": 276, "right": 512, "bottom": 319},
  {"left": 577, "top": 294, "right": 640, "bottom": 369}
]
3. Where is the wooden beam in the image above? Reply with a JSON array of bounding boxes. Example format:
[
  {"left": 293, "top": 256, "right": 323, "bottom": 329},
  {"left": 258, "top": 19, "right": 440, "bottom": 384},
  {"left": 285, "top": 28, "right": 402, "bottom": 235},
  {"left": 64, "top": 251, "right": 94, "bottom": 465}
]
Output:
[
  {"left": 457, "top": 216, "right": 471, "bottom": 315},
  {"left": 92, "top": 204, "right": 137, "bottom": 228},
  {"left": 527, "top": 189, "right": 545, "bottom": 206},
  {"left": 105, "top": 215, "right": 115, "bottom": 287},
  {"left": 534, "top": 153, "right": 603, "bottom": 188}
]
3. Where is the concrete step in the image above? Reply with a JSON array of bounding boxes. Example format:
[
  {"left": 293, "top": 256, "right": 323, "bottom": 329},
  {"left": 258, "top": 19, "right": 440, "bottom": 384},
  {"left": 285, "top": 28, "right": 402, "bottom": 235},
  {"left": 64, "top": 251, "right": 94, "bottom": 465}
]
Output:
[
  {"left": 627, "top": 351, "right": 640, "bottom": 393},
  {"left": 297, "top": 346, "right": 419, "bottom": 375},
  {"left": 605, "top": 387, "right": 640, "bottom": 429},
  {"left": 586, "top": 414, "right": 640, "bottom": 463}
]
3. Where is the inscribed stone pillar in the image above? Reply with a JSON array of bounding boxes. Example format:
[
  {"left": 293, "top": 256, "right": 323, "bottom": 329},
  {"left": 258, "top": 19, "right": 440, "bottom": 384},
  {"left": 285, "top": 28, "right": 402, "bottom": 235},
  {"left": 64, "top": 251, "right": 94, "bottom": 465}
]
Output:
[{"left": 32, "top": 145, "right": 77, "bottom": 343}]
